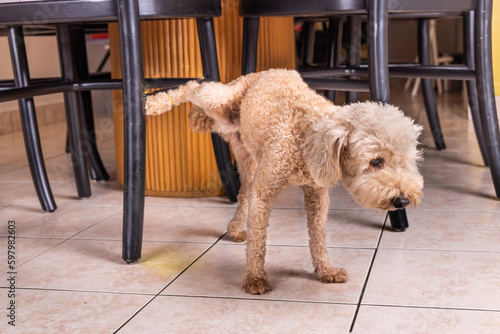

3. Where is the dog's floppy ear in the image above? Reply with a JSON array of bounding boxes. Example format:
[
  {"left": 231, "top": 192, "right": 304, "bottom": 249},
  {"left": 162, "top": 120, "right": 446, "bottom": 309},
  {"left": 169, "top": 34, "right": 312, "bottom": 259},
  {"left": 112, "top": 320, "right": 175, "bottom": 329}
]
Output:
[{"left": 303, "top": 119, "right": 349, "bottom": 188}]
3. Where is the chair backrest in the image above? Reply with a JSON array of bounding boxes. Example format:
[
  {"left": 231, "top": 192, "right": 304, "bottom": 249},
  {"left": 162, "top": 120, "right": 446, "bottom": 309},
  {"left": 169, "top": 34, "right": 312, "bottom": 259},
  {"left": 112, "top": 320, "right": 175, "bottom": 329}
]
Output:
[{"left": 0, "top": 0, "right": 221, "bottom": 26}]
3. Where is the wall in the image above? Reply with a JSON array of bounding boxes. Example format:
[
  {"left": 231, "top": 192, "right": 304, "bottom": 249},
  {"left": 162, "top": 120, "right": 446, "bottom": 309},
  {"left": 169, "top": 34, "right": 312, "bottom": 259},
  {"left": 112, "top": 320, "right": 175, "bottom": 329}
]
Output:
[
  {"left": 0, "top": 35, "right": 63, "bottom": 112},
  {"left": 0, "top": 34, "right": 110, "bottom": 135},
  {"left": 493, "top": 1, "right": 500, "bottom": 98}
]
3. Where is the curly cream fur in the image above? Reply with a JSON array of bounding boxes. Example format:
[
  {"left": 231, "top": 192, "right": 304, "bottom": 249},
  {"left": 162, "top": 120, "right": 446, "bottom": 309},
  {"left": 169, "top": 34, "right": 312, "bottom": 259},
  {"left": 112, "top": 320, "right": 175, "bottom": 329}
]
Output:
[{"left": 146, "top": 69, "right": 424, "bottom": 295}]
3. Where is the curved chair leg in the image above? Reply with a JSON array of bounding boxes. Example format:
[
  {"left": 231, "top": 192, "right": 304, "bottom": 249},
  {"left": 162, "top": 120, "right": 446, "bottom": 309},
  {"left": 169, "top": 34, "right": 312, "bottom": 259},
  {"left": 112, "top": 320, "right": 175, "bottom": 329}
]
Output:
[
  {"left": 7, "top": 26, "right": 57, "bottom": 212},
  {"left": 73, "top": 27, "right": 109, "bottom": 181},
  {"left": 57, "top": 25, "right": 92, "bottom": 198},
  {"left": 325, "top": 17, "right": 343, "bottom": 102},
  {"left": 418, "top": 19, "right": 446, "bottom": 150},
  {"left": 475, "top": 0, "right": 500, "bottom": 198},
  {"left": 118, "top": 0, "right": 146, "bottom": 263},
  {"left": 197, "top": 18, "right": 240, "bottom": 203},
  {"left": 463, "top": 12, "right": 489, "bottom": 166},
  {"left": 369, "top": 0, "right": 409, "bottom": 231}
]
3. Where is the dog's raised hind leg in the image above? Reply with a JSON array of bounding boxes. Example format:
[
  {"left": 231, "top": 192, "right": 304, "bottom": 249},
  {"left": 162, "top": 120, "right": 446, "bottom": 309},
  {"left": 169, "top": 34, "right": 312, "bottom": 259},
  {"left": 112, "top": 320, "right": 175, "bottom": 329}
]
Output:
[{"left": 302, "top": 185, "right": 348, "bottom": 283}]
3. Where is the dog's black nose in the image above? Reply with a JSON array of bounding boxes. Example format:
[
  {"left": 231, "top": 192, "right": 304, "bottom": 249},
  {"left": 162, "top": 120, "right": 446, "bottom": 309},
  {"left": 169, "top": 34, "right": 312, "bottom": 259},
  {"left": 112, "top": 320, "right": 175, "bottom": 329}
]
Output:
[{"left": 392, "top": 196, "right": 410, "bottom": 209}]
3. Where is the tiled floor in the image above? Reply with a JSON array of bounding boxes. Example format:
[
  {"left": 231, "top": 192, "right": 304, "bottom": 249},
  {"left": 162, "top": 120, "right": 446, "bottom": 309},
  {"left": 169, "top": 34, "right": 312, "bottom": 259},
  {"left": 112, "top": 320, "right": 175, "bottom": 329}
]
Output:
[{"left": 1, "top": 82, "right": 500, "bottom": 333}]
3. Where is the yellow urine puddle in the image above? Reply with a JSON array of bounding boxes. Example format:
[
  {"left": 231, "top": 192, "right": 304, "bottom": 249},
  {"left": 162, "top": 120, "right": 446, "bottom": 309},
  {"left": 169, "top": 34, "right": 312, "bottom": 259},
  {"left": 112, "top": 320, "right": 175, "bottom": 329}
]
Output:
[{"left": 140, "top": 246, "right": 204, "bottom": 276}]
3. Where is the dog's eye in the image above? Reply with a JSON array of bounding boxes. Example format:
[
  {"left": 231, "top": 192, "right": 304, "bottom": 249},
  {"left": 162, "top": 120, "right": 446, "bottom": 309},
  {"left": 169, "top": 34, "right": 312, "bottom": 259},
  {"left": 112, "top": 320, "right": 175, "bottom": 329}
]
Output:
[{"left": 370, "top": 158, "right": 383, "bottom": 168}]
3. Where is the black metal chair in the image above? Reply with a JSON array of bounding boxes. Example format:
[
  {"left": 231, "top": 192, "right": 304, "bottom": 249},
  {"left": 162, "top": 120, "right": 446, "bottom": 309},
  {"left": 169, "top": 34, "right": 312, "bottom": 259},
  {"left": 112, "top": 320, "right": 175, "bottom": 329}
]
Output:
[
  {"left": 0, "top": 0, "right": 238, "bottom": 264},
  {"left": 368, "top": 1, "right": 499, "bottom": 196},
  {"left": 239, "top": 0, "right": 500, "bottom": 232},
  {"left": 240, "top": 0, "right": 412, "bottom": 231}
]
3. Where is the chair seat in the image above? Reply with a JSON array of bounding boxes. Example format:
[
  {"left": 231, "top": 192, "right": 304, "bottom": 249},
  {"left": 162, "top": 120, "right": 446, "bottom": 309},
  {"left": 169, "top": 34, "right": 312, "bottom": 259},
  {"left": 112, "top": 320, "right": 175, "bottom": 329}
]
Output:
[
  {"left": 241, "top": 0, "right": 367, "bottom": 17},
  {"left": 241, "top": 0, "right": 476, "bottom": 17},
  {"left": 0, "top": 0, "right": 221, "bottom": 25}
]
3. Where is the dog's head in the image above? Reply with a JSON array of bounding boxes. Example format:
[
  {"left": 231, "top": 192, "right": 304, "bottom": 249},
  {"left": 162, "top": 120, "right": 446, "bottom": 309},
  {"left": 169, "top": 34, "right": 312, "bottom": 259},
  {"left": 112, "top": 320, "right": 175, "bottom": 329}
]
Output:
[{"left": 304, "top": 101, "right": 423, "bottom": 211}]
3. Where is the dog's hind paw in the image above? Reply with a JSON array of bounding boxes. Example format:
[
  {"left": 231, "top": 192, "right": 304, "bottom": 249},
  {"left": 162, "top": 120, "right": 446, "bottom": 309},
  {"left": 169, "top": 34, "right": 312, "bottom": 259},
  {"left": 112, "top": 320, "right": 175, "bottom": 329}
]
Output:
[
  {"left": 189, "top": 106, "right": 214, "bottom": 133},
  {"left": 243, "top": 275, "right": 272, "bottom": 295},
  {"left": 316, "top": 267, "right": 348, "bottom": 283},
  {"left": 227, "top": 230, "right": 247, "bottom": 243}
]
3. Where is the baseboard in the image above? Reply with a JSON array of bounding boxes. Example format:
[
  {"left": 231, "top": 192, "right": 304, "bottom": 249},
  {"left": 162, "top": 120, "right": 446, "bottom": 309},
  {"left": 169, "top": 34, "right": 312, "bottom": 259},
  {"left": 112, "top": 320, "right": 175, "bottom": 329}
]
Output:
[{"left": 0, "top": 102, "right": 65, "bottom": 136}]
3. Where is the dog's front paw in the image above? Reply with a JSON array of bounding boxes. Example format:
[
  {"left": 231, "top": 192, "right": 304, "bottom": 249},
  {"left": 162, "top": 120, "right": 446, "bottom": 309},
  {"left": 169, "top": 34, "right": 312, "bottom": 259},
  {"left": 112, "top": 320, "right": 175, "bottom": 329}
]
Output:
[
  {"left": 316, "top": 267, "right": 348, "bottom": 283},
  {"left": 227, "top": 230, "right": 247, "bottom": 243},
  {"left": 243, "top": 274, "right": 272, "bottom": 295}
]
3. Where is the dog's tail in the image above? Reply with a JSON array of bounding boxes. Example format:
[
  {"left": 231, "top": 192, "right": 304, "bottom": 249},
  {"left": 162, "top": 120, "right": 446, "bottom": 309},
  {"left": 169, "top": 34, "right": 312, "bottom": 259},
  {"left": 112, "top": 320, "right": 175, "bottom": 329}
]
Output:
[{"left": 145, "top": 72, "right": 261, "bottom": 135}]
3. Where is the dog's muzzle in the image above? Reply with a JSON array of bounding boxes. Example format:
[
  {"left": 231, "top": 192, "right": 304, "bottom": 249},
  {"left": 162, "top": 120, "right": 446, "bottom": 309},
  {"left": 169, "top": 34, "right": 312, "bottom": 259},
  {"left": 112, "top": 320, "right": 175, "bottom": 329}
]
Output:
[{"left": 392, "top": 196, "right": 410, "bottom": 209}]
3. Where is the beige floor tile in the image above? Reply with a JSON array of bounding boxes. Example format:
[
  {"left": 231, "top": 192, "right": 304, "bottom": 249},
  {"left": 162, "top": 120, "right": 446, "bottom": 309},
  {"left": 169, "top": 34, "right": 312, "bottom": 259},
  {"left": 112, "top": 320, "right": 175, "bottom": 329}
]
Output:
[
  {"left": 0, "top": 148, "right": 29, "bottom": 165},
  {"left": 273, "top": 185, "right": 372, "bottom": 210},
  {"left": 35, "top": 121, "right": 67, "bottom": 140},
  {"left": 0, "top": 204, "right": 120, "bottom": 238},
  {"left": 145, "top": 194, "right": 236, "bottom": 208},
  {"left": 145, "top": 185, "right": 307, "bottom": 209},
  {"left": 22, "top": 179, "right": 125, "bottom": 207},
  {"left": 363, "top": 249, "right": 500, "bottom": 310},
  {"left": 0, "top": 239, "right": 210, "bottom": 294},
  {"left": 218, "top": 208, "right": 385, "bottom": 248},
  {"left": 419, "top": 184, "right": 500, "bottom": 212},
  {"left": 380, "top": 211, "right": 500, "bottom": 252},
  {"left": 0, "top": 237, "right": 64, "bottom": 274},
  {"left": 0, "top": 289, "right": 150, "bottom": 334},
  {"left": 330, "top": 185, "right": 369, "bottom": 210},
  {"left": 164, "top": 243, "right": 374, "bottom": 304},
  {"left": 78, "top": 206, "right": 235, "bottom": 243},
  {"left": 119, "top": 295, "right": 356, "bottom": 334},
  {"left": 0, "top": 182, "right": 38, "bottom": 203},
  {"left": 420, "top": 164, "right": 492, "bottom": 185},
  {"left": 0, "top": 154, "right": 77, "bottom": 184},
  {"left": 0, "top": 164, "right": 24, "bottom": 174},
  {"left": 420, "top": 130, "right": 481, "bottom": 152},
  {"left": 353, "top": 305, "right": 500, "bottom": 334},
  {"left": 421, "top": 146, "right": 486, "bottom": 168},
  {"left": 273, "top": 186, "right": 305, "bottom": 208}
]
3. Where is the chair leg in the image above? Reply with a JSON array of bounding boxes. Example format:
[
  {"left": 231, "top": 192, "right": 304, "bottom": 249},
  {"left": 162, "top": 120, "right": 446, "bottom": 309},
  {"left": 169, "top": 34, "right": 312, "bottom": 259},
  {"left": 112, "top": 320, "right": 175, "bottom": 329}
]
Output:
[
  {"left": 241, "top": 17, "right": 260, "bottom": 75},
  {"left": 325, "top": 17, "right": 343, "bottom": 102},
  {"left": 197, "top": 18, "right": 240, "bottom": 203},
  {"left": 418, "top": 19, "right": 446, "bottom": 150},
  {"left": 56, "top": 25, "right": 92, "bottom": 198},
  {"left": 475, "top": 0, "right": 500, "bottom": 198},
  {"left": 346, "top": 15, "right": 361, "bottom": 104},
  {"left": 7, "top": 26, "right": 57, "bottom": 212},
  {"left": 299, "top": 21, "right": 315, "bottom": 68},
  {"left": 117, "top": 0, "right": 146, "bottom": 263},
  {"left": 369, "top": 0, "right": 409, "bottom": 231},
  {"left": 73, "top": 27, "right": 109, "bottom": 181},
  {"left": 368, "top": 0, "right": 389, "bottom": 103},
  {"left": 463, "top": 12, "right": 489, "bottom": 166}
]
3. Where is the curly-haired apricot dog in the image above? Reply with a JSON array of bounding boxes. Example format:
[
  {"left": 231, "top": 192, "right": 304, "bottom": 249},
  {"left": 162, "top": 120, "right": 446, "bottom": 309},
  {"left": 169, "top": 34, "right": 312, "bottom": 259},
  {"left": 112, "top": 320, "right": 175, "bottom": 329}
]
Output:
[{"left": 146, "top": 69, "right": 424, "bottom": 295}]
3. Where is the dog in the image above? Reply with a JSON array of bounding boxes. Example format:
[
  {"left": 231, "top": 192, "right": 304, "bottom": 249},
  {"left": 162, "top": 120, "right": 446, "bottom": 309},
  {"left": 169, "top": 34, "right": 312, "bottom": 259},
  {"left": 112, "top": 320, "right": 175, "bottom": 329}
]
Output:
[{"left": 146, "top": 69, "right": 424, "bottom": 294}]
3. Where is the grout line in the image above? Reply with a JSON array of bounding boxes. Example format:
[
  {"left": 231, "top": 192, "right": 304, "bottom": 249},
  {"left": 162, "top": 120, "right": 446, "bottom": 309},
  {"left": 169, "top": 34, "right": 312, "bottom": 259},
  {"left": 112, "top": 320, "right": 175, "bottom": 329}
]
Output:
[
  {"left": 360, "top": 303, "right": 500, "bottom": 313},
  {"left": 67, "top": 208, "right": 122, "bottom": 240},
  {"left": 348, "top": 212, "right": 388, "bottom": 333},
  {"left": 0, "top": 208, "right": 120, "bottom": 273},
  {"left": 372, "top": 246, "right": 500, "bottom": 255},
  {"left": 0, "top": 286, "right": 156, "bottom": 297},
  {"left": 0, "top": 238, "right": 68, "bottom": 275},
  {"left": 158, "top": 293, "right": 358, "bottom": 306},
  {"left": 113, "top": 232, "right": 227, "bottom": 333}
]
